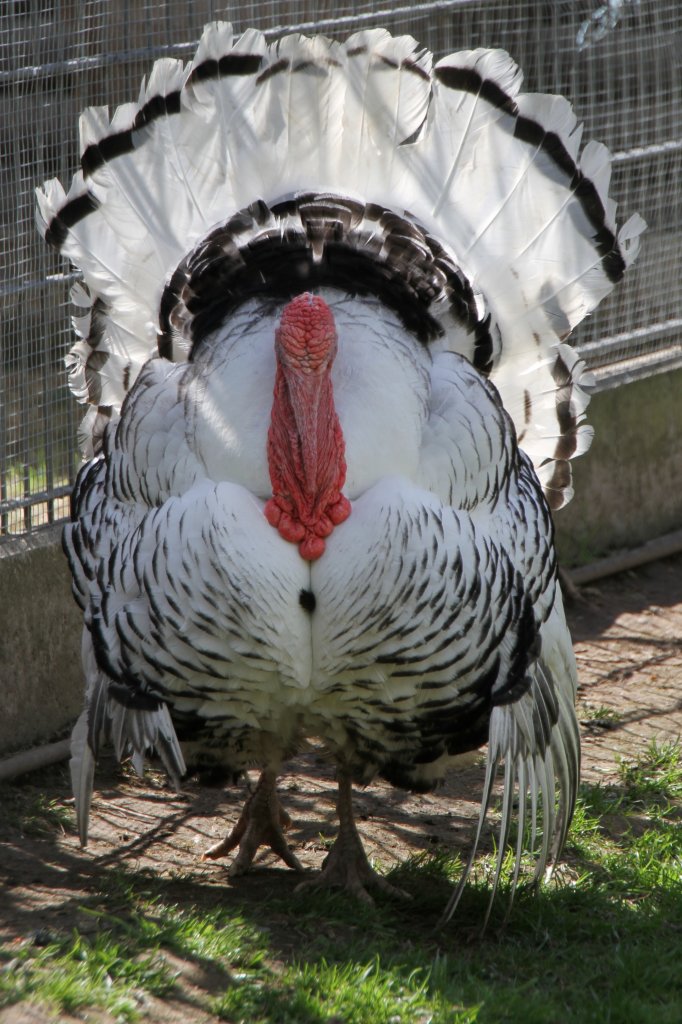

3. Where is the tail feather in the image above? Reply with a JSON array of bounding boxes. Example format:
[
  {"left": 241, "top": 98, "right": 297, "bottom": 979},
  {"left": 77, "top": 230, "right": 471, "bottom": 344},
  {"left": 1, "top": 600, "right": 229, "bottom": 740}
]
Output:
[
  {"left": 427, "top": 48, "right": 524, "bottom": 221},
  {"left": 342, "top": 30, "right": 432, "bottom": 199},
  {"left": 266, "top": 33, "right": 348, "bottom": 191}
]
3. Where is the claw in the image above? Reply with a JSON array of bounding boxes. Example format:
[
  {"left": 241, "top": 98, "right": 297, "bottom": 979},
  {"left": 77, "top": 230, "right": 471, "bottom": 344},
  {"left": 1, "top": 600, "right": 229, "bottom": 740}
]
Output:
[
  {"left": 297, "top": 771, "right": 410, "bottom": 903},
  {"left": 202, "top": 769, "right": 304, "bottom": 874}
]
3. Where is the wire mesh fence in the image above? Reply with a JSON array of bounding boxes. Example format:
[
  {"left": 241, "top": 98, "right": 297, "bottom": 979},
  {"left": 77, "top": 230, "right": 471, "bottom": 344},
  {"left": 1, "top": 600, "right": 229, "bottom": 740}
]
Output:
[{"left": 1, "top": 0, "right": 680, "bottom": 538}]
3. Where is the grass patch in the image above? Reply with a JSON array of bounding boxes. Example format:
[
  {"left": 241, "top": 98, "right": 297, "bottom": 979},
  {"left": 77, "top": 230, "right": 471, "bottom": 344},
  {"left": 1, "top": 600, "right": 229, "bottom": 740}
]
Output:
[
  {"left": 1, "top": 784, "right": 73, "bottom": 839},
  {"left": 1, "top": 931, "right": 173, "bottom": 1022},
  {"left": 618, "top": 739, "right": 682, "bottom": 803},
  {"left": 579, "top": 704, "right": 624, "bottom": 728},
  {"left": 0, "top": 365, "right": 78, "bottom": 533},
  {"left": 0, "top": 457, "right": 73, "bottom": 533},
  {"left": 2, "top": 742, "right": 681, "bottom": 1023}
]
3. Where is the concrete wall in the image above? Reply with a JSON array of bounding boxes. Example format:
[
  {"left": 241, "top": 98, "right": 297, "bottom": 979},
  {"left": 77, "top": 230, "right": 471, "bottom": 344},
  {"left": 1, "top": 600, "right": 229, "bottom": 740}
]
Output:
[
  {"left": 0, "top": 368, "right": 680, "bottom": 756},
  {"left": 0, "top": 525, "right": 83, "bottom": 756},
  {"left": 554, "top": 368, "right": 682, "bottom": 566}
]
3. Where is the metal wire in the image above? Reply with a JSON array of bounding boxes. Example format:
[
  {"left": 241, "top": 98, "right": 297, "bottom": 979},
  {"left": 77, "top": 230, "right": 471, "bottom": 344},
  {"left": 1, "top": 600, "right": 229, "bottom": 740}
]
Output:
[{"left": 1, "top": 0, "right": 679, "bottom": 537}]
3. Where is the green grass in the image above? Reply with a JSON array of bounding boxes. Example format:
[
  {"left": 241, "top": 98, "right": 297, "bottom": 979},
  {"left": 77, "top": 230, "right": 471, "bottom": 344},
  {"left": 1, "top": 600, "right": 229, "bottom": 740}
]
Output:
[
  {"left": 2, "top": 741, "right": 681, "bottom": 1023},
  {"left": 1, "top": 931, "right": 173, "bottom": 1021},
  {"left": 1, "top": 788, "right": 73, "bottom": 838},
  {"left": 1, "top": 365, "right": 78, "bottom": 532},
  {"left": 1, "top": 454, "right": 73, "bottom": 533},
  {"left": 579, "top": 704, "right": 624, "bottom": 727},
  {"left": 618, "top": 739, "right": 682, "bottom": 803}
]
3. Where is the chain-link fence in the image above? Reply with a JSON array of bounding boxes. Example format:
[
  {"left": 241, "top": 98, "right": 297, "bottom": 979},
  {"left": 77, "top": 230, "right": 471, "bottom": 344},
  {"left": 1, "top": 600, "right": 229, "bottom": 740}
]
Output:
[{"left": 1, "top": 0, "right": 680, "bottom": 537}]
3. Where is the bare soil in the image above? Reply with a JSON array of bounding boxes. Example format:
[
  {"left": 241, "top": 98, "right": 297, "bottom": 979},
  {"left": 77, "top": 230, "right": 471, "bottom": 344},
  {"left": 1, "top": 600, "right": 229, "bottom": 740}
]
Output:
[{"left": 1, "top": 553, "right": 681, "bottom": 1023}]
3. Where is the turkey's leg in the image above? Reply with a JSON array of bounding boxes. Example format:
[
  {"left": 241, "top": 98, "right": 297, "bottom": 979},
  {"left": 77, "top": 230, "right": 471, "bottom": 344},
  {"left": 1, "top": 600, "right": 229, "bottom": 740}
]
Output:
[
  {"left": 203, "top": 768, "right": 303, "bottom": 876},
  {"left": 297, "top": 769, "right": 408, "bottom": 902}
]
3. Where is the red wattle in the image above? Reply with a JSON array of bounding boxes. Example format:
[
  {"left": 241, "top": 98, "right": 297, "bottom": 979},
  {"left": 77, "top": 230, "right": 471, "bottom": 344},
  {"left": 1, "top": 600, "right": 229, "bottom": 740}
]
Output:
[
  {"left": 265, "top": 294, "right": 351, "bottom": 561},
  {"left": 278, "top": 513, "right": 306, "bottom": 544},
  {"left": 314, "top": 514, "right": 333, "bottom": 539},
  {"left": 299, "top": 535, "right": 326, "bottom": 561},
  {"left": 264, "top": 499, "right": 282, "bottom": 527},
  {"left": 329, "top": 495, "right": 351, "bottom": 525}
]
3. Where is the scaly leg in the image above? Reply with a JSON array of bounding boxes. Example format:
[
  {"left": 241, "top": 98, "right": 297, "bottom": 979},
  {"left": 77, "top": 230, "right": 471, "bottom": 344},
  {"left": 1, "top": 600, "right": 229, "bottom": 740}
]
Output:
[
  {"left": 203, "top": 768, "right": 303, "bottom": 876},
  {"left": 297, "top": 769, "right": 408, "bottom": 902}
]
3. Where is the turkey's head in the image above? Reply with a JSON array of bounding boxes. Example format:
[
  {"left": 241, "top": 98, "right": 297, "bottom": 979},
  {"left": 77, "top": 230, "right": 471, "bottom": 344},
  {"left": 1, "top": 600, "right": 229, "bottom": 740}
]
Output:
[{"left": 264, "top": 293, "right": 351, "bottom": 560}]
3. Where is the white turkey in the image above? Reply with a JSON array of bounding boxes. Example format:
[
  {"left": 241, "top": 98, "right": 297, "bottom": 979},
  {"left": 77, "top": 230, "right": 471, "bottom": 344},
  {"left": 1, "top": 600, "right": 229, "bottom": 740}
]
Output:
[{"left": 37, "top": 22, "right": 643, "bottom": 920}]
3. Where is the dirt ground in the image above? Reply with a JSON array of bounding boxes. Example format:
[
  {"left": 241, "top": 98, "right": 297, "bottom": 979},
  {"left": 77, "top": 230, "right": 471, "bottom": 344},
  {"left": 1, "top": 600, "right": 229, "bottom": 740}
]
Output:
[{"left": 1, "top": 552, "right": 681, "bottom": 1021}]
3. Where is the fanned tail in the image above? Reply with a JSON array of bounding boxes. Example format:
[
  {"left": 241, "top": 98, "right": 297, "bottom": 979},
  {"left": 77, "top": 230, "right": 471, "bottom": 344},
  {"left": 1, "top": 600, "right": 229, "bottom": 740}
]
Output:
[{"left": 37, "top": 22, "right": 643, "bottom": 505}]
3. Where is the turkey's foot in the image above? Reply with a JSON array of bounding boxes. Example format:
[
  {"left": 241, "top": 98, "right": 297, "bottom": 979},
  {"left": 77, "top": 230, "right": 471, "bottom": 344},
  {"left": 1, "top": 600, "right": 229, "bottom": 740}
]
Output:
[
  {"left": 296, "top": 771, "right": 409, "bottom": 904},
  {"left": 297, "top": 829, "right": 408, "bottom": 903},
  {"left": 202, "top": 769, "right": 303, "bottom": 876}
]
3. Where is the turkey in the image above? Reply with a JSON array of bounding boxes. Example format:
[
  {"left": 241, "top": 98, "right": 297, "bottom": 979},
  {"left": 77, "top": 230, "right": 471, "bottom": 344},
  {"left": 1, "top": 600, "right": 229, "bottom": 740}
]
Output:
[{"left": 37, "top": 22, "right": 643, "bottom": 920}]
